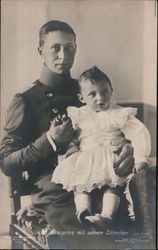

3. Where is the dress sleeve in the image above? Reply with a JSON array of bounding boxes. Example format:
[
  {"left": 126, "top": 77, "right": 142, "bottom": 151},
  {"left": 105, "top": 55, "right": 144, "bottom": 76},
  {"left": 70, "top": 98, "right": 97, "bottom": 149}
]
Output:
[
  {"left": 121, "top": 116, "right": 151, "bottom": 164},
  {"left": 67, "top": 106, "right": 80, "bottom": 129},
  {"left": 0, "top": 94, "right": 55, "bottom": 176}
]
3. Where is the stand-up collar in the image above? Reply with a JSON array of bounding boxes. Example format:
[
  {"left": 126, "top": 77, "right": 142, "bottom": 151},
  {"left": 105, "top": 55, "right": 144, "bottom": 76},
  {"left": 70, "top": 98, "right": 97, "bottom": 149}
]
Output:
[{"left": 39, "top": 64, "right": 71, "bottom": 91}]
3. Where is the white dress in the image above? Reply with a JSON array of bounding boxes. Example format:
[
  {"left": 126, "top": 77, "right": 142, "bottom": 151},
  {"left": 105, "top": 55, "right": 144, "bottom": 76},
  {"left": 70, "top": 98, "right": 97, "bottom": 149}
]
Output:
[{"left": 51, "top": 103, "right": 151, "bottom": 193}]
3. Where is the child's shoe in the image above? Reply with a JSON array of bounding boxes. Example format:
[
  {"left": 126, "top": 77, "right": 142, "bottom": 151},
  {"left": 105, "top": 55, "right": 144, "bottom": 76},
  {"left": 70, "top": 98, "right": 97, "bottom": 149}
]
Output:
[
  {"left": 85, "top": 213, "right": 113, "bottom": 230},
  {"left": 76, "top": 209, "right": 91, "bottom": 223}
]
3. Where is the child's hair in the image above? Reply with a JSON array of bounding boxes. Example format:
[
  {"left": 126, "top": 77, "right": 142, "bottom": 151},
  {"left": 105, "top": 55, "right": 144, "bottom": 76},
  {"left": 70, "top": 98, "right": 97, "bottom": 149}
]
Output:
[
  {"left": 78, "top": 66, "right": 112, "bottom": 90},
  {"left": 39, "top": 20, "right": 76, "bottom": 48}
]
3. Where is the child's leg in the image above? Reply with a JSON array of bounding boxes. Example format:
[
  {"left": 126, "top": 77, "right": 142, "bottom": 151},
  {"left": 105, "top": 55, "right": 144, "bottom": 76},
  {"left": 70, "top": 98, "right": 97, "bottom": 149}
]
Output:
[
  {"left": 85, "top": 187, "right": 120, "bottom": 228},
  {"left": 74, "top": 191, "right": 91, "bottom": 223},
  {"left": 101, "top": 188, "right": 120, "bottom": 220}
]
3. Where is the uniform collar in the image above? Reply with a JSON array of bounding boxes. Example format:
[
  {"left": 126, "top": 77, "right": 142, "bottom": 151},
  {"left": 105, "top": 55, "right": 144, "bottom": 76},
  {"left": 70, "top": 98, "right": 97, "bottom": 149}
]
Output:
[{"left": 39, "top": 64, "right": 71, "bottom": 91}]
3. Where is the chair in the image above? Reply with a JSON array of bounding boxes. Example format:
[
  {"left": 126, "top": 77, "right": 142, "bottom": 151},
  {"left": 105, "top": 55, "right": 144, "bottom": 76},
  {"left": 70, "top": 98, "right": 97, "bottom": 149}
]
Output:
[{"left": 9, "top": 171, "right": 55, "bottom": 249}]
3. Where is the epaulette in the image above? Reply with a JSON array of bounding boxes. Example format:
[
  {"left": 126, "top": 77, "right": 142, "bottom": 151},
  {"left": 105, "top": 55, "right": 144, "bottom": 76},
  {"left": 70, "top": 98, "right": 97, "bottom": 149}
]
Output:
[{"left": 18, "top": 81, "right": 38, "bottom": 94}]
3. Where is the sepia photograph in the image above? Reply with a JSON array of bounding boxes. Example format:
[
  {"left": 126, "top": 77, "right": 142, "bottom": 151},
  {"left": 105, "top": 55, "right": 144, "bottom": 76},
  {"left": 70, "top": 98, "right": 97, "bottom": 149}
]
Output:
[{"left": 0, "top": 0, "right": 157, "bottom": 249}]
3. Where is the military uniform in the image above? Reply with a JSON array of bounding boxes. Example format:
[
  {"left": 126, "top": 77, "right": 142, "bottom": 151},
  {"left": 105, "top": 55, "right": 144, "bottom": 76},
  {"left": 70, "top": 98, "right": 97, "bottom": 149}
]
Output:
[{"left": 0, "top": 66, "right": 81, "bottom": 179}]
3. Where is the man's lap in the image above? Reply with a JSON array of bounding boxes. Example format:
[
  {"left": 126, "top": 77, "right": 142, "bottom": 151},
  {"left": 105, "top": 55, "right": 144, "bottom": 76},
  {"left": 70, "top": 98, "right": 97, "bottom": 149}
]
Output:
[
  {"left": 30, "top": 169, "right": 156, "bottom": 249},
  {"left": 31, "top": 173, "right": 131, "bottom": 232}
]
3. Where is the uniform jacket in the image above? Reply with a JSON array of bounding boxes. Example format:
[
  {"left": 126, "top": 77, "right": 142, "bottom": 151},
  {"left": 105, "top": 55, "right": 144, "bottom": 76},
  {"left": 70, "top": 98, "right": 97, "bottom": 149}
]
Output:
[{"left": 0, "top": 65, "right": 82, "bottom": 183}]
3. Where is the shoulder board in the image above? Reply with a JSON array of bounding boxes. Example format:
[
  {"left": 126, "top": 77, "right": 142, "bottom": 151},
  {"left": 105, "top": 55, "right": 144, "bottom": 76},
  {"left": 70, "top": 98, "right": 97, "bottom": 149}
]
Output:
[{"left": 18, "top": 81, "right": 38, "bottom": 94}]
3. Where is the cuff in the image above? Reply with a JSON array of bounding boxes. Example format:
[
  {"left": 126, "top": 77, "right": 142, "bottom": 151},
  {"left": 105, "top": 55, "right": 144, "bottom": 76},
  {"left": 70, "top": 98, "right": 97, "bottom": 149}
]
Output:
[
  {"left": 30, "top": 133, "right": 56, "bottom": 159},
  {"left": 46, "top": 131, "right": 57, "bottom": 152}
]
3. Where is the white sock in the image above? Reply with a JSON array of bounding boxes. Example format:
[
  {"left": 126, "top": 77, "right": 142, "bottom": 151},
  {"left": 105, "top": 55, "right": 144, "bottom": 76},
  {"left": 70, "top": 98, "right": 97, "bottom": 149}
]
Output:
[
  {"left": 101, "top": 192, "right": 120, "bottom": 219},
  {"left": 74, "top": 192, "right": 91, "bottom": 215}
]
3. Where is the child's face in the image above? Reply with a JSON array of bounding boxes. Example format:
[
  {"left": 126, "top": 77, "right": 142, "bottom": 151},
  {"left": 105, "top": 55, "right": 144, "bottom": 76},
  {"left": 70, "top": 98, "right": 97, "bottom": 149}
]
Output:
[{"left": 80, "top": 79, "right": 112, "bottom": 112}]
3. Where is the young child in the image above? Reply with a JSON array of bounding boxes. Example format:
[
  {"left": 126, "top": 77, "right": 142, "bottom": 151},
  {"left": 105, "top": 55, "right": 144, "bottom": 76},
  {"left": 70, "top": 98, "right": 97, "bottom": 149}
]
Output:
[{"left": 51, "top": 66, "right": 151, "bottom": 228}]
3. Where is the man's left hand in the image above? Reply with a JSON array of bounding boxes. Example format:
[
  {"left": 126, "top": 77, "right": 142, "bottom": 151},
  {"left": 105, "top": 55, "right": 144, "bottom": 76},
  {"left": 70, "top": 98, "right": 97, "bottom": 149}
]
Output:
[{"left": 112, "top": 140, "right": 134, "bottom": 177}]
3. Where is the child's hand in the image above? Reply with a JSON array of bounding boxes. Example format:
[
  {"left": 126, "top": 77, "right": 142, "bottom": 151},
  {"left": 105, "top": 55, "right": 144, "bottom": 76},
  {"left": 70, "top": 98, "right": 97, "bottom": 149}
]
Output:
[
  {"left": 53, "top": 113, "right": 69, "bottom": 125},
  {"left": 134, "top": 162, "right": 149, "bottom": 173}
]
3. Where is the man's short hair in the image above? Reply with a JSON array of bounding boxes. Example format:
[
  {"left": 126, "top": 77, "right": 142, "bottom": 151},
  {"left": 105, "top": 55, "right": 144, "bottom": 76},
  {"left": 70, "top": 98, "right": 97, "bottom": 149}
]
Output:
[
  {"left": 79, "top": 66, "right": 112, "bottom": 89},
  {"left": 39, "top": 20, "right": 76, "bottom": 47}
]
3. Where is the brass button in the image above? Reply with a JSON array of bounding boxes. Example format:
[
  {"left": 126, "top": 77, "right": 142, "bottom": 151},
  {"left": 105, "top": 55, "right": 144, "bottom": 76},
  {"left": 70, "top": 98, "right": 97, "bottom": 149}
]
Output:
[
  {"left": 47, "top": 93, "right": 53, "bottom": 98},
  {"left": 52, "top": 108, "right": 59, "bottom": 113}
]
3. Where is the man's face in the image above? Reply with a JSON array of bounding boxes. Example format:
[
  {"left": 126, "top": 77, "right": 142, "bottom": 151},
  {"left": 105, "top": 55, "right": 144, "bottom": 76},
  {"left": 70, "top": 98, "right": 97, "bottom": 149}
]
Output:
[
  {"left": 80, "top": 79, "right": 112, "bottom": 112},
  {"left": 39, "top": 31, "right": 76, "bottom": 74}
]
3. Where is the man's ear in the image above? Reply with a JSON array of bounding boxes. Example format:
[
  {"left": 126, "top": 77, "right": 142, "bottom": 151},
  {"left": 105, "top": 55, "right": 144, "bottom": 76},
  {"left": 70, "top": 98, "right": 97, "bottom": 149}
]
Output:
[{"left": 77, "top": 94, "right": 86, "bottom": 104}]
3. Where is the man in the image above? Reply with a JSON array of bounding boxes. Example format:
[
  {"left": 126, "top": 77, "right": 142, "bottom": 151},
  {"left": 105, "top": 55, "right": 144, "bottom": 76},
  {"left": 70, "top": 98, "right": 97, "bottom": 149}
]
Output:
[{"left": 0, "top": 20, "right": 149, "bottom": 249}]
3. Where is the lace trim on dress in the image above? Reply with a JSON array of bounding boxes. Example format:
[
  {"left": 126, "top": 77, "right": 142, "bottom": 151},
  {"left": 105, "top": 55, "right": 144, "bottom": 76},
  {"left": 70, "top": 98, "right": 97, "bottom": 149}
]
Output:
[{"left": 53, "top": 177, "right": 125, "bottom": 193}]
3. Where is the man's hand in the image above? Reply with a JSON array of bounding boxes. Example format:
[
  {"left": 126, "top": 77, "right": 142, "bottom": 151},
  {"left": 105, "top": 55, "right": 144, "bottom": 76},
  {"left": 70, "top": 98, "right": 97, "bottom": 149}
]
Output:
[
  {"left": 65, "top": 143, "right": 80, "bottom": 158},
  {"left": 134, "top": 162, "right": 148, "bottom": 173},
  {"left": 112, "top": 139, "right": 134, "bottom": 177},
  {"left": 49, "top": 115, "right": 74, "bottom": 148}
]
